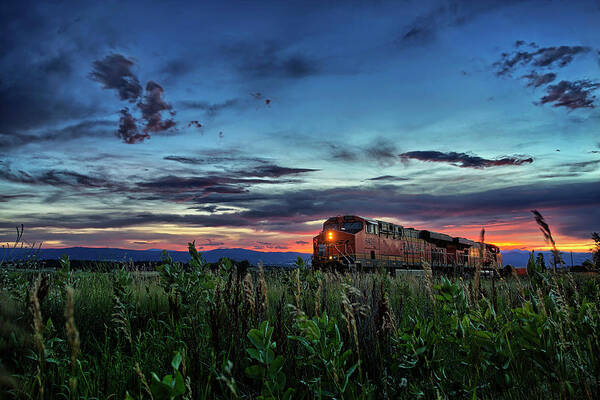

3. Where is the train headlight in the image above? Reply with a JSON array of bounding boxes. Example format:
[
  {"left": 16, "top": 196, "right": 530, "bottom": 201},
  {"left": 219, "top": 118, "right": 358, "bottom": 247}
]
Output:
[{"left": 327, "top": 231, "right": 333, "bottom": 241}]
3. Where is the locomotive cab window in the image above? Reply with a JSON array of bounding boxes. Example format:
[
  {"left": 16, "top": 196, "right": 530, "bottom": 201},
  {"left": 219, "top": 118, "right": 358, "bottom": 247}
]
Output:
[{"left": 341, "top": 221, "right": 363, "bottom": 234}]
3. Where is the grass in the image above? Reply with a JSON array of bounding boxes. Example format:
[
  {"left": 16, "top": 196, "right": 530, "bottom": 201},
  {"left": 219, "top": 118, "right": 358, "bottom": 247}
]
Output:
[{"left": 1, "top": 249, "right": 600, "bottom": 399}]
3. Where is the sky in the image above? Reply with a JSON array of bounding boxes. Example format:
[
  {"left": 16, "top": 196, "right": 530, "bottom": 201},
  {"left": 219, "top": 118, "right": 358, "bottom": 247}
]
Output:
[{"left": 1, "top": 0, "right": 599, "bottom": 253}]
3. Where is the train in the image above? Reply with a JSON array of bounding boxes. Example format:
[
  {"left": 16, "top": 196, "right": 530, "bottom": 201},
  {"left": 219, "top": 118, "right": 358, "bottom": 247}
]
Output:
[{"left": 312, "top": 215, "right": 502, "bottom": 272}]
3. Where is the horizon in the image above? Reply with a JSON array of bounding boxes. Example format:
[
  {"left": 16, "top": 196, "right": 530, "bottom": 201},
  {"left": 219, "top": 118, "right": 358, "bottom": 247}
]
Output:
[
  {"left": 1, "top": 0, "right": 599, "bottom": 253},
  {"left": 9, "top": 244, "right": 592, "bottom": 254}
]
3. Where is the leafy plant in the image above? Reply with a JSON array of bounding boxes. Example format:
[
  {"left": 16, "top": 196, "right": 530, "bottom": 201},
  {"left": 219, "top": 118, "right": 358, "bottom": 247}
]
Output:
[
  {"left": 127, "top": 352, "right": 186, "bottom": 400},
  {"left": 245, "top": 321, "right": 294, "bottom": 400},
  {"left": 289, "top": 313, "right": 359, "bottom": 398}
]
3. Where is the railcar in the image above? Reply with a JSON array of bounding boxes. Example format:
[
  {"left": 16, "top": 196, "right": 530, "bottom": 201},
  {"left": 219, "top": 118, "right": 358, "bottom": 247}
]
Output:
[{"left": 312, "top": 215, "right": 502, "bottom": 272}]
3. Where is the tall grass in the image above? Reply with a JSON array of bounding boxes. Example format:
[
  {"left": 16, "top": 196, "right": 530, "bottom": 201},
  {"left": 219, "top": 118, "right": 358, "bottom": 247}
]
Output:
[{"left": 1, "top": 250, "right": 599, "bottom": 399}]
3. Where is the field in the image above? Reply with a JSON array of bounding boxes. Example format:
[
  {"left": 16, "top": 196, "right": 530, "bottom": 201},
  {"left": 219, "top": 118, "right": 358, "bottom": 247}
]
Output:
[{"left": 1, "top": 248, "right": 600, "bottom": 399}]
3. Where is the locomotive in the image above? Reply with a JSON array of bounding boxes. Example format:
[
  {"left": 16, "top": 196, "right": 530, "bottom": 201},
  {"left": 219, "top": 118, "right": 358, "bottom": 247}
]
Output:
[{"left": 312, "top": 215, "right": 502, "bottom": 272}]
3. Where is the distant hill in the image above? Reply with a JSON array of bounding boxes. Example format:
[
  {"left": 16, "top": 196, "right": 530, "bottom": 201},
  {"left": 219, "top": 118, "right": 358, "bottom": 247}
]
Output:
[
  {"left": 3, "top": 247, "right": 593, "bottom": 268},
  {"left": 2, "top": 247, "right": 311, "bottom": 266},
  {"left": 500, "top": 249, "right": 592, "bottom": 268}
]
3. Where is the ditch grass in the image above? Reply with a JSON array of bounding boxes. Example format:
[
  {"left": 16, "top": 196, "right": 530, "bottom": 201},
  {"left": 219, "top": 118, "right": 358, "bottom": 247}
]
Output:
[{"left": 1, "top": 255, "right": 600, "bottom": 399}]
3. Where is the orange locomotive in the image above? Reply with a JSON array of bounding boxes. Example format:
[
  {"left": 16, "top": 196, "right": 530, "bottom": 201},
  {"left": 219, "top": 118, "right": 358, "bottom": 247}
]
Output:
[{"left": 312, "top": 215, "right": 502, "bottom": 272}]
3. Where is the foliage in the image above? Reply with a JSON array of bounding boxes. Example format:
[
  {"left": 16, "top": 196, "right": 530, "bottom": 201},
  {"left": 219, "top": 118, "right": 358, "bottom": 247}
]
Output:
[
  {"left": 245, "top": 321, "right": 294, "bottom": 400},
  {"left": 1, "top": 247, "right": 600, "bottom": 399}
]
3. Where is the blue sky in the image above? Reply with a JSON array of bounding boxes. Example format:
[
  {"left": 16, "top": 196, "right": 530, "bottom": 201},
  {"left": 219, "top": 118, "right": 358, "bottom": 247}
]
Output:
[{"left": 1, "top": 0, "right": 599, "bottom": 252}]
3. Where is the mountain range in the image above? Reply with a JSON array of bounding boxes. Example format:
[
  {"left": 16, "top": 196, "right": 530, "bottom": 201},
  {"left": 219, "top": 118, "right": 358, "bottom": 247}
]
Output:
[
  {"left": 2, "top": 247, "right": 593, "bottom": 268},
  {"left": 2, "top": 247, "right": 310, "bottom": 266}
]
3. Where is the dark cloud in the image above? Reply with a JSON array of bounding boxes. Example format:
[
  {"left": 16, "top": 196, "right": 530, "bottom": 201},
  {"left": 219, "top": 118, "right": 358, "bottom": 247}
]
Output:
[
  {"left": 223, "top": 41, "right": 319, "bottom": 79},
  {"left": 0, "top": 194, "right": 34, "bottom": 202},
  {"left": 494, "top": 42, "right": 599, "bottom": 110},
  {"left": 557, "top": 159, "right": 600, "bottom": 173},
  {"left": 179, "top": 98, "right": 241, "bottom": 117},
  {"left": 0, "top": 166, "right": 115, "bottom": 189},
  {"left": 193, "top": 205, "right": 237, "bottom": 214},
  {"left": 90, "top": 56, "right": 178, "bottom": 142},
  {"left": 0, "top": 120, "right": 114, "bottom": 149},
  {"left": 539, "top": 80, "right": 600, "bottom": 110},
  {"left": 494, "top": 45, "right": 591, "bottom": 76},
  {"left": 116, "top": 108, "right": 148, "bottom": 144},
  {"left": 89, "top": 54, "right": 142, "bottom": 102},
  {"left": 194, "top": 239, "right": 225, "bottom": 249},
  {"left": 329, "top": 138, "right": 399, "bottom": 165},
  {"left": 366, "top": 138, "right": 399, "bottom": 166},
  {"left": 253, "top": 241, "right": 288, "bottom": 250},
  {"left": 163, "top": 151, "right": 265, "bottom": 166},
  {"left": 367, "top": 175, "right": 410, "bottom": 182},
  {"left": 135, "top": 173, "right": 299, "bottom": 200},
  {"left": 187, "top": 121, "right": 202, "bottom": 130},
  {"left": 329, "top": 146, "right": 360, "bottom": 162},
  {"left": 399, "top": 151, "right": 533, "bottom": 168},
  {"left": 163, "top": 156, "right": 205, "bottom": 165},
  {"left": 160, "top": 58, "right": 195, "bottom": 80},
  {"left": 295, "top": 240, "right": 309, "bottom": 245},
  {"left": 245, "top": 165, "right": 318, "bottom": 178},
  {"left": 137, "top": 81, "right": 176, "bottom": 133},
  {"left": 537, "top": 173, "right": 581, "bottom": 179},
  {"left": 399, "top": 1, "right": 523, "bottom": 46},
  {"left": 522, "top": 71, "right": 556, "bottom": 88}
]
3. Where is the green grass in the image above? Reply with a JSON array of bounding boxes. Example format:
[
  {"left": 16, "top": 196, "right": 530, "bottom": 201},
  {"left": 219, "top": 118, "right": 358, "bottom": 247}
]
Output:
[{"left": 1, "top": 253, "right": 600, "bottom": 399}]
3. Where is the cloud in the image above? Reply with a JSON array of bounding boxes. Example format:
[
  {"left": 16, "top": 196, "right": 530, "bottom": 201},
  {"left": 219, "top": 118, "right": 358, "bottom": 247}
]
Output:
[
  {"left": 365, "top": 138, "right": 399, "bottom": 166},
  {"left": 223, "top": 41, "right": 319, "bottom": 80},
  {"left": 367, "top": 175, "right": 410, "bottom": 182},
  {"left": 179, "top": 98, "right": 241, "bottom": 117},
  {"left": 399, "top": 1, "right": 523, "bottom": 46},
  {"left": 557, "top": 159, "right": 600, "bottom": 173},
  {"left": 187, "top": 121, "right": 202, "bottom": 130},
  {"left": 253, "top": 241, "right": 288, "bottom": 250},
  {"left": 539, "top": 80, "right": 600, "bottom": 110},
  {"left": 295, "top": 240, "right": 309, "bottom": 245},
  {"left": 163, "top": 151, "right": 265, "bottom": 165},
  {"left": 137, "top": 81, "right": 176, "bottom": 133},
  {"left": 159, "top": 58, "right": 195, "bottom": 80},
  {"left": 9, "top": 181, "right": 598, "bottom": 239},
  {"left": 90, "top": 55, "right": 177, "bottom": 142},
  {"left": 163, "top": 155, "right": 207, "bottom": 165},
  {"left": 245, "top": 164, "right": 319, "bottom": 178},
  {"left": 0, "top": 194, "right": 34, "bottom": 202},
  {"left": 494, "top": 42, "right": 599, "bottom": 110},
  {"left": 522, "top": 71, "right": 556, "bottom": 88},
  {"left": 0, "top": 120, "right": 114, "bottom": 149},
  {"left": 89, "top": 54, "right": 142, "bottom": 102},
  {"left": 135, "top": 173, "right": 300, "bottom": 200},
  {"left": 0, "top": 166, "right": 115, "bottom": 189},
  {"left": 329, "top": 145, "right": 360, "bottom": 162},
  {"left": 117, "top": 108, "right": 148, "bottom": 144},
  {"left": 494, "top": 45, "right": 591, "bottom": 76},
  {"left": 399, "top": 151, "right": 533, "bottom": 168},
  {"left": 329, "top": 137, "right": 399, "bottom": 165},
  {"left": 194, "top": 239, "right": 225, "bottom": 249}
]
